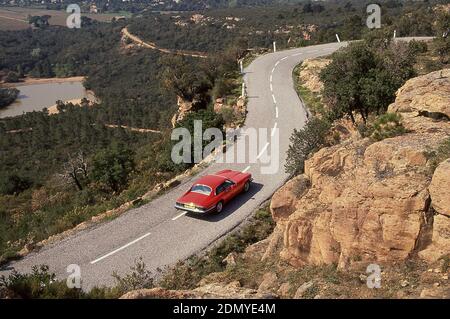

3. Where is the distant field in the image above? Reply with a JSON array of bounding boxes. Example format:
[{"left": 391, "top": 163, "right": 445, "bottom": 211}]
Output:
[{"left": 0, "top": 6, "right": 118, "bottom": 30}]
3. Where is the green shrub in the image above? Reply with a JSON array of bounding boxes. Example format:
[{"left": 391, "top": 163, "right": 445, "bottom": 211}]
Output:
[
  {"left": 285, "top": 117, "right": 331, "bottom": 175},
  {"left": 112, "top": 257, "right": 155, "bottom": 295},
  {"left": 426, "top": 137, "right": 450, "bottom": 173},
  {"left": 408, "top": 40, "right": 428, "bottom": 55},
  {"left": 0, "top": 87, "right": 19, "bottom": 108},
  {"left": 0, "top": 265, "right": 85, "bottom": 299},
  {"left": 369, "top": 113, "right": 406, "bottom": 141}
]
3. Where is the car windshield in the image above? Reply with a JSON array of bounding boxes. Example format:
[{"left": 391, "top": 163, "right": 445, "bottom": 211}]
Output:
[{"left": 191, "top": 184, "right": 212, "bottom": 195}]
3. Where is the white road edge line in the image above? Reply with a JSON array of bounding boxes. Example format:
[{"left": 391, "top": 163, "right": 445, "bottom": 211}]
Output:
[
  {"left": 272, "top": 94, "right": 276, "bottom": 104},
  {"left": 269, "top": 74, "right": 273, "bottom": 83},
  {"left": 275, "top": 107, "right": 279, "bottom": 118},
  {"left": 271, "top": 123, "right": 278, "bottom": 136},
  {"left": 280, "top": 56, "right": 288, "bottom": 61},
  {"left": 270, "top": 83, "right": 273, "bottom": 91},
  {"left": 291, "top": 53, "right": 302, "bottom": 57},
  {"left": 243, "top": 165, "right": 251, "bottom": 172},
  {"left": 90, "top": 232, "right": 151, "bottom": 264},
  {"left": 275, "top": 61, "right": 280, "bottom": 67},
  {"left": 256, "top": 142, "right": 270, "bottom": 160},
  {"left": 172, "top": 211, "right": 187, "bottom": 221}
]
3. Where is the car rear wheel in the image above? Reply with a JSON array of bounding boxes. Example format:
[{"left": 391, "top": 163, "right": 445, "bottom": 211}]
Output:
[
  {"left": 216, "top": 201, "right": 224, "bottom": 213},
  {"left": 243, "top": 181, "right": 250, "bottom": 193}
]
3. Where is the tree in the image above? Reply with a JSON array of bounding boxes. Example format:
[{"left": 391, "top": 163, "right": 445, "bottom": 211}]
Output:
[
  {"left": 0, "top": 87, "right": 19, "bottom": 108},
  {"left": 59, "top": 152, "right": 89, "bottom": 191},
  {"left": 28, "top": 15, "right": 51, "bottom": 29},
  {"left": 285, "top": 117, "right": 331, "bottom": 176},
  {"left": 0, "top": 173, "right": 32, "bottom": 195},
  {"left": 159, "top": 55, "right": 211, "bottom": 102},
  {"left": 91, "top": 145, "right": 135, "bottom": 193},
  {"left": 4, "top": 71, "right": 20, "bottom": 83},
  {"left": 320, "top": 40, "right": 416, "bottom": 123}
]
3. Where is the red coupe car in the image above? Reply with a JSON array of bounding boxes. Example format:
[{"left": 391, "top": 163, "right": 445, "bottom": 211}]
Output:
[{"left": 175, "top": 169, "right": 252, "bottom": 214}]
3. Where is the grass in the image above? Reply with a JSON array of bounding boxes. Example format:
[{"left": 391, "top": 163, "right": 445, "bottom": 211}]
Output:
[
  {"left": 425, "top": 137, "right": 450, "bottom": 174},
  {"left": 292, "top": 63, "right": 327, "bottom": 118}
]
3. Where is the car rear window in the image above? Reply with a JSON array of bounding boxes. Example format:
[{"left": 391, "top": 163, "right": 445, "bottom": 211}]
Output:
[{"left": 191, "top": 184, "right": 212, "bottom": 195}]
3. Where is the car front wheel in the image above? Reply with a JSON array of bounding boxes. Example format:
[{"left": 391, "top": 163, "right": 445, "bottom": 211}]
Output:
[{"left": 243, "top": 181, "right": 250, "bottom": 193}]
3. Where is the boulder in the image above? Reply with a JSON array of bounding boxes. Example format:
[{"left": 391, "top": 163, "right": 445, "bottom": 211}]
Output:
[
  {"left": 388, "top": 69, "right": 450, "bottom": 119},
  {"left": 429, "top": 159, "right": 450, "bottom": 216},
  {"left": 258, "top": 272, "right": 278, "bottom": 292}
]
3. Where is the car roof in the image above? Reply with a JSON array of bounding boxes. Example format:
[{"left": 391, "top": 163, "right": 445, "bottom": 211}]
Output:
[{"left": 194, "top": 174, "right": 228, "bottom": 189}]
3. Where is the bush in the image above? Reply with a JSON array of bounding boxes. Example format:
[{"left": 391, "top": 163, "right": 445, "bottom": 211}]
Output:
[
  {"left": 408, "top": 40, "right": 428, "bottom": 55},
  {"left": 0, "top": 265, "right": 85, "bottom": 299},
  {"left": 90, "top": 145, "right": 135, "bottom": 193},
  {"left": 0, "top": 87, "right": 19, "bottom": 108},
  {"left": 426, "top": 137, "right": 450, "bottom": 173},
  {"left": 369, "top": 113, "right": 406, "bottom": 141},
  {"left": 0, "top": 173, "right": 33, "bottom": 195},
  {"left": 112, "top": 257, "right": 155, "bottom": 295},
  {"left": 4, "top": 71, "right": 20, "bottom": 83},
  {"left": 285, "top": 117, "right": 331, "bottom": 175}
]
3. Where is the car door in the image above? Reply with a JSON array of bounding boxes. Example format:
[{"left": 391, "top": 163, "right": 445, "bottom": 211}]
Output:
[{"left": 220, "top": 180, "right": 237, "bottom": 202}]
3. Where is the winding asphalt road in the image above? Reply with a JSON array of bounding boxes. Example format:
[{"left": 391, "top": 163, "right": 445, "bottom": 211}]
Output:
[{"left": 1, "top": 41, "right": 349, "bottom": 290}]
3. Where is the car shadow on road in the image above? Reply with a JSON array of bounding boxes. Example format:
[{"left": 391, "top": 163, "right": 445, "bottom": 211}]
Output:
[{"left": 186, "top": 182, "right": 264, "bottom": 222}]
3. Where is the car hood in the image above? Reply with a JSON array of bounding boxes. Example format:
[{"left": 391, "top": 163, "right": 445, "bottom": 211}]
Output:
[{"left": 177, "top": 192, "right": 213, "bottom": 207}]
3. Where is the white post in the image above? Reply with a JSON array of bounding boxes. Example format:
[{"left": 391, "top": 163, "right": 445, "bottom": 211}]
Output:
[
  {"left": 335, "top": 34, "right": 341, "bottom": 43},
  {"left": 241, "top": 82, "right": 246, "bottom": 98},
  {"left": 393, "top": 30, "right": 396, "bottom": 39},
  {"left": 273, "top": 41, "right": 276, "bottom": 52},
  {"left": 239, "top": 59, "right": 244, "bottom": 73}
]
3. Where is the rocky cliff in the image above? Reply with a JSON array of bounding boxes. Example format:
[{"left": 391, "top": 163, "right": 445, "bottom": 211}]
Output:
[{"left": 270, "top": 69, "right": 450, "bottom": 269}]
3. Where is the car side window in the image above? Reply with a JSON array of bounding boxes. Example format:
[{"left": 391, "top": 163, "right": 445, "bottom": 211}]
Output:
[
  {"left": 216, "top": 180, "right": 235, "bottom": 195},
  {"left": 223, "top": 180, "right": 235, "bottom": 188},
  {"left": 216, "top": 183, "right": 225, "bottom": 195}
]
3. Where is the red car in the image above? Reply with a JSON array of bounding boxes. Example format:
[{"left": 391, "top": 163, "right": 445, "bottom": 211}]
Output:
[{"left": 175, "top": 169, "right": 252, "bottom": 214}]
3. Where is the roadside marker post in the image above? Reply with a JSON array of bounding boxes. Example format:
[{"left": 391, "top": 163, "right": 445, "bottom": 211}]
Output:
[
  {"left": 273, "top": 41, "right": 277, "bottom": 52},
  {"left": 393, "top": 30, "right": 397, "bottom": 39},
  {"left": 239, "top": 59, "right": 244, "bottom": 74},
  {"left": 241, "top": 82, "right": 246, "bottom": 98},
  {"left": 336, "top": 34, "right": 341, "bottom": 43}
]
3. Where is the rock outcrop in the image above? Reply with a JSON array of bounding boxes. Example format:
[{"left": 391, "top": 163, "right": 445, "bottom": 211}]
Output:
[
  {"left": 298, "top": 58, "right": 331, "bottom": 93},
  {"left": 428, "top": 159, "right": 450, "bottom": 216},
  {"left": 120, "top": 282, "right": 277, "bottom": 299},
  {"left": 268, "top": 69, "right": 450, "bottom": 268},
  {"left": 171, "top": 96, "right": 206, "bottom": 127},
  {"left": 388, "top": 69, "right": 450, "bottom": 119}
]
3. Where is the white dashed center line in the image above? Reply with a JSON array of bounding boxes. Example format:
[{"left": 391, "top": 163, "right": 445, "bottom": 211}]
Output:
[
  {"left": 172, "top": 211, "right": 187, "bottom": 221},
  {"left": 90, "top": 232, "right": 151, "bottom": 264},
  {"left": 272, "top": 94, "right": 277, "bottom": 104},
  {"left": 271, "top": 123, "right": 278, "bottom": 136},
  {"left": 275, "top": 107, "right": 279, "bottom": 118},
  {"left": 256, "top": 142, "right": 270, "bottom": 160}
]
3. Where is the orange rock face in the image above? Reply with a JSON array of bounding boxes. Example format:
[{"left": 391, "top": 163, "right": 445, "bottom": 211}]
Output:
[{"left": 270, "top": 69, "right": 450, "bottom": 268}]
